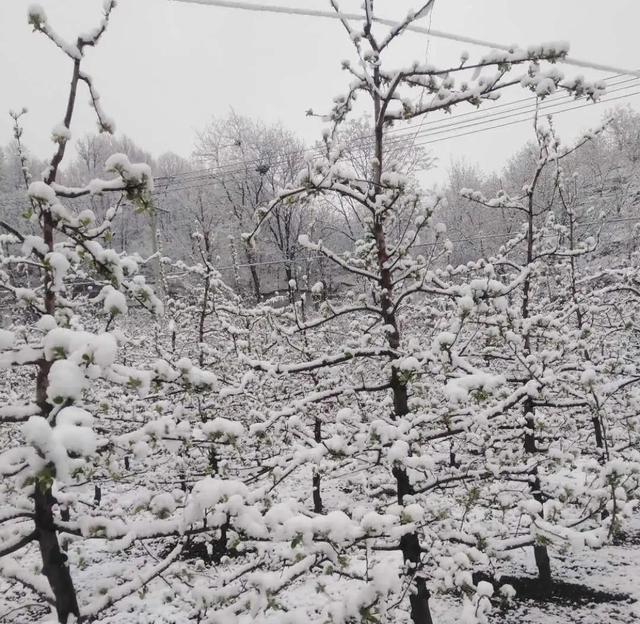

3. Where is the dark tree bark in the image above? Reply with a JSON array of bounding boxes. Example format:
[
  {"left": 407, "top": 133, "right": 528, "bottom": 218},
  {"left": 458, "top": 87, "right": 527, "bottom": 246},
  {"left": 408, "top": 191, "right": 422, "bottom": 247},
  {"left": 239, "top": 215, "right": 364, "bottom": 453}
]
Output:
[
  {"left": 34, "top": 481, "right": 80, "bottom": 623},
  {"left": 313, "top": 417, "right": 323, "bottom": 514},
  {"left": 244, "top": 244, "right": 262, "bottom": 303}
]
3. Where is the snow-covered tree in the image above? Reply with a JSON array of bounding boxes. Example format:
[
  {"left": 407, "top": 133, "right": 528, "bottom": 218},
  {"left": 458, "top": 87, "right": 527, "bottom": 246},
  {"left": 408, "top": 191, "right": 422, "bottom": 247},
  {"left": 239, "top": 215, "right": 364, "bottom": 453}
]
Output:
[
  {"left": 240, "top": 2, "right": 609, "bottom": 622},
  {"left": 458, "top": 112, "right": 640, "bottom": 588},
  {"left": 0, "top": 5, "right": 180, "bottom": 622}
]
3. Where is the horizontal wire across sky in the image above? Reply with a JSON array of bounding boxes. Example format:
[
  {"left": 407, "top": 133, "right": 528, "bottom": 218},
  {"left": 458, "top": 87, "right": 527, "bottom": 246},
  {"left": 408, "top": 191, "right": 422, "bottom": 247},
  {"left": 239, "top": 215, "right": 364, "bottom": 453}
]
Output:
[{"left": 151, "top": 82, "right": 640, "bottom": 196}]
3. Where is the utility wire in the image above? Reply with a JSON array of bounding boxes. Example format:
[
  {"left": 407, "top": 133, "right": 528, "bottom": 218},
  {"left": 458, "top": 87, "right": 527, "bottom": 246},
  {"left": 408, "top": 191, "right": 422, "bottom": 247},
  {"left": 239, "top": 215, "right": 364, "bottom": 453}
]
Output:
[
  {"left": 151, "top": 87, "right": 640, "bottom": 196},
  {"left": 153, "top": 75, "right": 639, "bottom": 189},
  {"left": 2, "top": 85, "right": 636, "bottom": 207},
  {"left": 171, "top": 0, "right": 640, "bottom": 78},
  {"left": 152, "top": 88, "right": 640, "bottom": 194},
  {"left": 411, "top": 88, "right": 640, "bottom": 148}
]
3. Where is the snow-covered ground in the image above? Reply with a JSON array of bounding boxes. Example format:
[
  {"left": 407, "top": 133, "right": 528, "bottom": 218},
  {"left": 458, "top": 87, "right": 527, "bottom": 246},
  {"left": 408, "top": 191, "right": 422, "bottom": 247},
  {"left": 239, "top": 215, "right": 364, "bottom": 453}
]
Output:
[
  {"left": 89, "top": 521, "right": 640, "bottom": 623},
  {"left": 448, "top": 523, "right": 640, "bottom": 624}
]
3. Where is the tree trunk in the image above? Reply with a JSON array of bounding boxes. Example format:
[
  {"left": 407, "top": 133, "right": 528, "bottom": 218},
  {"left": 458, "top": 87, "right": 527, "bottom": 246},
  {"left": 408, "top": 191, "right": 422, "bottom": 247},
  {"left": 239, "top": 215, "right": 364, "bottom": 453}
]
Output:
[
  {"left": 313, "top": 417, "right": 323, "bottom": 513},
  {"left": 368, "top": 49, "right": 433, "bottom": 615},
  {"left": 394, "top": 464, "right": 432, "bottom": 624},
  {"left": 34, "top": 206, "right": 82, "bottom": 621},
  {"left": 592, "top": 415, "right": 604, "bottom": 456},
  {"left": 375, "top": 218, "right": 432, "bottom": 623},
  {"left": 229, "top": 236, "right": 241, "bottom": 292},
  {"left": 521, "top": 194, "right": 551, "bottom": 586},
  {"left": 523, "top": 397, "right": 551, "bottom": 585},
  {"left": 34, "top": 482, "right": 80, "bottom": 623},
  {"left": 149, "top": 206, "right": 165, "bottom": 301},
  {"left": 402, "top": 532, "right": 433, "bottom": 624},
  {"left": 198, "top": 275, "right": 210, "bottom": 367},
  {"left": 244, "top": 244, "right": 262, "bottom": 303}
]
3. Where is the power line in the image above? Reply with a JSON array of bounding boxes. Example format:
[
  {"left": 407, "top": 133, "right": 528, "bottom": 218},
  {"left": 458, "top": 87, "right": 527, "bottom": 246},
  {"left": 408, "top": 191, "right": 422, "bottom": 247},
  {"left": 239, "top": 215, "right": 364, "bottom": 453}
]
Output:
[
  {"left": 152, "top": 75, "right": 639, "bottom": 190},
  {"left": 151, "top": 86, "right": 640, "bottom": 197},
  {"left": 2, "top": 88, "right": 636, "bottom": 208},
  {"left": 171, "top": 0, "right": 639, "bottom": 78},
  {"left": 153, "top": 84, "right": 640, "bottom": 194},
  {"left": 402, "top": 79, "right": 638, "bottom": 140},
  {"left": 411, "top": 88, "right": 640, "bottom": 148}
]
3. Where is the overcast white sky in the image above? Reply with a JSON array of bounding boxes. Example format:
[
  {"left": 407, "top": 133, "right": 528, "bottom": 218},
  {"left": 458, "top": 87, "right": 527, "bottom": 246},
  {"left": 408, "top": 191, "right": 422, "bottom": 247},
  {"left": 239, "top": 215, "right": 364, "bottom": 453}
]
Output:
[{"left": 1, "top": 0, "right": 639, "bottom": 183}]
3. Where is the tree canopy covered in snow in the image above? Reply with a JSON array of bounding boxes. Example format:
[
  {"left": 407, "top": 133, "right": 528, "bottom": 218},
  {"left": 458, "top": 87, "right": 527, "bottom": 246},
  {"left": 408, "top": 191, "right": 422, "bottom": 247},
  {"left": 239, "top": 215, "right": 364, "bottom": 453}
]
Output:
[{"left": 1, "top": 2, "right": 640, "bottom": 624}]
